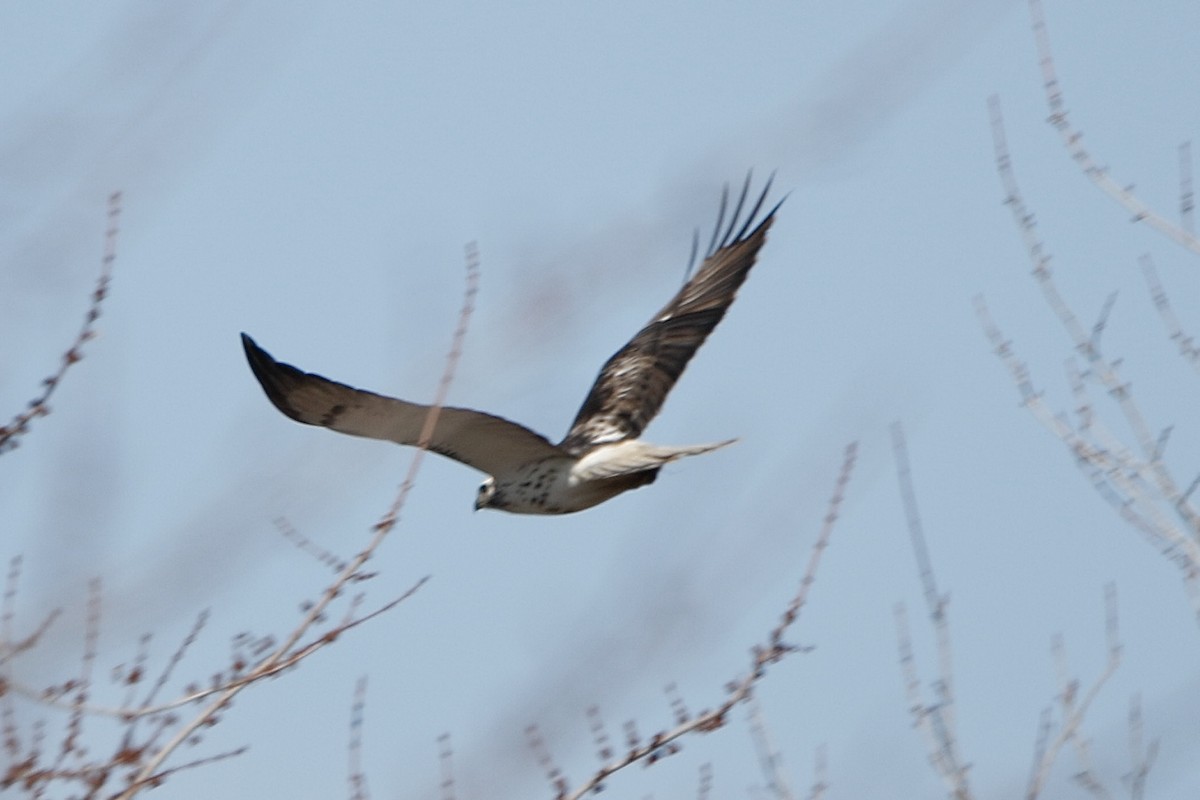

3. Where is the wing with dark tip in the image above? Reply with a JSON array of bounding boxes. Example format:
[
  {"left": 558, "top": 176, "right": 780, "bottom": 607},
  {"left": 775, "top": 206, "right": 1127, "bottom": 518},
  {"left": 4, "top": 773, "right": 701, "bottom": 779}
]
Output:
[
  {"left": 558, "top": 174, "right": 781, "bottom": 455},
  {"left": 242, "top": 334, "right": 565, "bottom": 476}
]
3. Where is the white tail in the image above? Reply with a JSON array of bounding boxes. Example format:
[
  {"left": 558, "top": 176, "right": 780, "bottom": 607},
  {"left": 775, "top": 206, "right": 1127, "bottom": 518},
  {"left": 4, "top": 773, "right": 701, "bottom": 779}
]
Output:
[{"left": 571, "top": 438, "right": 737, "bottom": 482}]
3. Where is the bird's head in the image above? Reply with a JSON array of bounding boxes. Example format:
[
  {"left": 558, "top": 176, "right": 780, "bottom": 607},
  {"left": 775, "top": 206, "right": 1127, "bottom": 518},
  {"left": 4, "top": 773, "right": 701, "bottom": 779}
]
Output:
[{"left": 474, "top": 477, "right": 498, "bottom": 511}]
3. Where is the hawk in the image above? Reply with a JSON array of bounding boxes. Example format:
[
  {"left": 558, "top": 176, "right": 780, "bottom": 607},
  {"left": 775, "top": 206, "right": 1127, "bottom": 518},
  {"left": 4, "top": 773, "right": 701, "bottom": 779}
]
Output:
[{"left": 243, "top": 176, "right": 781, "bottom": 514}]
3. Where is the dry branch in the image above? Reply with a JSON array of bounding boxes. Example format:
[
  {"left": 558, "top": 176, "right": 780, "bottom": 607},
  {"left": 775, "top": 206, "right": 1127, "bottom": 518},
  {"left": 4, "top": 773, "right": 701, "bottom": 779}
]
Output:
[
  {"left": 747, "top": 698, "right": 796, "bottom": 800},
  {"left": 348, "top": 676, "right": 369, "bottom": 800},
  {"left": 1123, "top": 694, "right": 1158, "bottom": 800},
  {"left": 2, "top": 244, "right": 481, "bottom": 798},
  {"left": 0, "top": 193, "right": 122, "bottom": 455},
  {"left": 554, "top": 441, "right": 858, "bottom": 800},
  {"left": 1025, "top": 586, "right": 1121, "bottom": 800},
  {"left": 892, "top": 433, "right": 1142, "bottom": 800},
  {"left": 1027, "top": 0, "right": 1200, "bottom": 256},
  {"left": 891, "top": 423, "right": 972, "bottom": 800},
  {"left": 112, "top": 244, "right": 480, "bottom": 797},
  {"left": 983, "top": 97, "right": 1200, "bottom": 620},
  {"left": 1140, "top": 255, "right": 1200, "bottom": 374}
]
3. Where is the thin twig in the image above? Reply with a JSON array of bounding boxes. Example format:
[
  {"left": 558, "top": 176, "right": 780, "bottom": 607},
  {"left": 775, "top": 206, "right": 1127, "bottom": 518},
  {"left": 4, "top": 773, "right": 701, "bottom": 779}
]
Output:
[
  {"left": 1028, "top": 0, "right": 1200, "bottom": 256},
  {"left": 348, "top": 676, "right": 369, "bottom": 800},
  {"left": 113, "top": 245, "right": 480, "bottom": 798},
  {"left": 806, "top": 744, "right": 828, "bottom": 800},
  {"left": 747, "top": 698, "right": 795, "bottom": 800},
  {"left": 986, "top": 96, "right": 1200, "bottom": 618},
  {"left": 891, "top": 423, "right": 971, "bottom": 799},
  {"left": 1180, "top": 142, "right": 1194, "bottom": 235},
  {"left": 0, "top": 193, "right": 122, "bottom": 454},
  {"left": 23, "top": 574, "right": 426, "bottom": 726},
  {"left": 558, "top": 442, "right": 858, "bottom": 800},
  {"left": 1024, "top": 586, "right": 1121, "bottom": 799},
  {"left": 1140, "top": 255, "right": 1200, "bottom": 373},
  {"left": 1123, "top": 694, "right": 1158, "bottom": 800},
  {"left": 437, "top": 733, "right": 456, "bottom": 800},
  {"left": 697, "top": 761, "right": 713, "bottom": 800},
  {"left": 977, "top": 298, "right": 1200, "bottom": 585}
]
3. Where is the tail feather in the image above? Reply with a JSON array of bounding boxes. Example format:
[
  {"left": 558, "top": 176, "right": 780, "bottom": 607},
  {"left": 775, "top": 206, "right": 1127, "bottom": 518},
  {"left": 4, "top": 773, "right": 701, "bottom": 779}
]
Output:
[{"left": 571, "top": 438, "right": 736, "bottom": 482}]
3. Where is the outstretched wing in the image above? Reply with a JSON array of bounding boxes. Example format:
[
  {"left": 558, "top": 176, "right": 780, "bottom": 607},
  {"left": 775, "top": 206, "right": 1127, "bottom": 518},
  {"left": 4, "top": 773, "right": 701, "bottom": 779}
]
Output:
[
  {"left": 242, "top": 334, "right": 565, "bottom": 476},
  {"left": 558, "top": 174, "right": 781, "bottom": 454}
]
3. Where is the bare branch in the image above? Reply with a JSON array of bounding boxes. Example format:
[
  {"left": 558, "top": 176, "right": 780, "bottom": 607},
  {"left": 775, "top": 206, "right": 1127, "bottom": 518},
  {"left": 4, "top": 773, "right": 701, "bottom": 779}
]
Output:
[
  {"left": 557, "top": 442, "right": 858, "bottom": 800},
  {"left": 697, "top": 761, "right": 713, "bottom": 800},
  {"left": 805, "top": 744, "right": 828, "bottom": 800},
  {"left": 348, "top": 676, "right": 369, "bottom": 800},
  {"left": 747, "top": 698, "right": 796, "bottom": 800},
  {"left": 891, "top": 422, "right": 971, "bottom": 799},
  {"left": 526, "top": 724, "right": 568, "bottom": 799},
  {"left": 139, "top": 745, "right": 250, "bottom": 790},
  {"left": 1027, "top": 0, "right": 1200, "bottom": 256},
  {"left": 979, "top": 297, "right": 1200, "bottom": 591},
  {"left": 584, "top": 705, "right": 614, "bottom": 766},
  {"left": 0, "top": 558, "right": 64, "bottom": 668},
  {"left": 106, "top": 244, "right": 481, "bottom": 798},
  {"left": 437, "top": 733, "right": 456, "bottom": 800},
  {"left": 1180, "top": 142, "right": 1194, "bottom": 235},
  {"left": 143, "top": 611, "right": 209, "bottom": 712},
  {"left": 985, "top": 97, "right": 1200, "bottom": 619},
  {"left": 1025, "top": 586, "right": 1121, "bottom": 799},
  {"left": 275, "top": 517, "right": 350, "bottom": 574},
  {"left": 1140, "top": 255, "right": 1200, "bottom": 373},
  {"left": 1123, "top": 694, "right": 1158, "bottom": 800},
  {"left": 0, "top": 193, "right": 122, "bottom": 454}
]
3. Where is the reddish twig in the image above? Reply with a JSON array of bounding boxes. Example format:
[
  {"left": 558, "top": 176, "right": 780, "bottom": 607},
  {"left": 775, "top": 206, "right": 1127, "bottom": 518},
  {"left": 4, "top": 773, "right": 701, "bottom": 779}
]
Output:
[
  {"left": 110, "top": 244, "right": 480, "bottom": 798},
  {"left": 557, "top": 442, "right": 857, "bottom": 800},
  {"left": 0, "top": 193, "right": 122, "bottom": 454}
]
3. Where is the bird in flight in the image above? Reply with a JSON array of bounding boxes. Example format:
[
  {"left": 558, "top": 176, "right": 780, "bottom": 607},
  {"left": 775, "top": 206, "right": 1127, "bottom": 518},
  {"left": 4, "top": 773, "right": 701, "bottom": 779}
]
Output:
[{"left": 243, "top": 175, "right": 781, "bottom": 514}]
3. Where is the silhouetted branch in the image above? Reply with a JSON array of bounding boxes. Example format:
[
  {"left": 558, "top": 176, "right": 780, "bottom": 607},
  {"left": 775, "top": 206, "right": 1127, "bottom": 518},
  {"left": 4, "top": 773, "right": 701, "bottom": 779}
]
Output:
[
  {"left": 1, "top": 580, "right": 226, "bottom": 796},
  {"left": 0, "top": 193, "right": 122, "bottom": 455},
  {"left": 3, "top": 244, "right": 478, "bottom": 798},
  {"left": 112, "top": 244, "right": 483, "bottom": 795}
]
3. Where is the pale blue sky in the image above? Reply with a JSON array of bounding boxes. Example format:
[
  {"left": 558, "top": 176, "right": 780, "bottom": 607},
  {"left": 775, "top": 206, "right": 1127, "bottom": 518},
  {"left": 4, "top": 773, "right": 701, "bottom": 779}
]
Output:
[{"left": 3, "top": 1, "right": 1200, "bottom": 797}]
